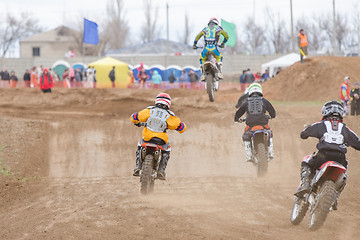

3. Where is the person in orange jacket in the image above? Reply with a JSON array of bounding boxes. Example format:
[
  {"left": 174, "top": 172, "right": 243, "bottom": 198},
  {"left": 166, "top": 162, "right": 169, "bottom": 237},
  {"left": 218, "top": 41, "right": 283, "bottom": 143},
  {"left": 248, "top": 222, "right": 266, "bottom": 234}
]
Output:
[
  {"left": 39, "top": 68, "right": 54, "bottom": 93},
  {"left": 340, "top": 76, "right": 350, "bottom": 116},
  {"left": 297, "top": 29, "right": 308, "bottom": 63},
  {"left": 130, "top": 93, "right": 187, "bottom": 180}
]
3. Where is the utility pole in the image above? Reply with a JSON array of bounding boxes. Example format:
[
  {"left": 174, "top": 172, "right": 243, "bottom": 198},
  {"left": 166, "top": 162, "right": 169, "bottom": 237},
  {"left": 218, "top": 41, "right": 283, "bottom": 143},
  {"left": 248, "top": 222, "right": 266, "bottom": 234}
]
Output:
[
  {"left": 290, "top": 0, "right": 294, "bottom": 52},
  {"left": 165, "top": 2, "right": 169, "bottom": 81},
  {"left": 332, "top": 0, "right": 337, "bottom": 55}
]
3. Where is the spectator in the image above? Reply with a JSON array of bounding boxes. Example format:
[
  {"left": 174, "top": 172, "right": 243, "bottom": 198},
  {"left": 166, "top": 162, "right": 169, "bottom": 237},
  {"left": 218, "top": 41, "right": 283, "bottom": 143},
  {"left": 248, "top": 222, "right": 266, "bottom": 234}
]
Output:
[
  {"left": 239, "top": 70, "right": 246, "bottom": 92},
  {"left": 179, "top": 70, "right": 188, "bottom": 88},
  {"left": 69, "top": 67, "right": 75, "bottom": 82},
  {"left": 350, "top": 82, "right": 360, "bottom": 116},
  {"left": 276, "top": 67, "right": 282, "bottom": 76},
  {"left": 39, "top": 68, "right": 53, "bottom": 93},
  {"left": 244, "top": 68, "right": 255, "bottom": 87},
  {"left": 0, "top": 67, "right": 10, "bottom": 87},
  {"left": 137, "top": 62, "right": 149, "bottom": 88},
  {"left": 37, "top": 65, "right": 44, "bottom": 79},
  {"left": 62, "top": 68, "right": 70, "bottom": 88},
  {"left": 75, "top": 68, "right": 83, "bottom": 87},
  {"left": 87, "top": 71, "right": 94, "bottom": 87},
  {"left": 151, "top": 70, "right": 162, "bottom": 89},
  {"left": 23, "top": 69, "right": 31, "bottom": 87},
  {"left": 188, "top": 70, "right": 199, "bottom": 89},
  {"left": 109, "top": 66, "right": 115, "bottom": 88},
  {"left": 168, "top": 71, "right": 176, "bottom": 83},
  {"left": 340, "top": 76, "right": 351, "bottom": 116},
  {"left": 128, "top": 70, "right": 135, "bottom": 88},
  {"left": 10, "top": 71, "right": 18, "bottom": 88},
  {"left": 297, "top": 29, "right": 308, "bottom": 63},
  {"left": 255, "top": 72, "right": 261, "bottom": 82},
  {"left": 92, "top": 66, "right": 97, "bottom": 88},
  {"left": 261, "top": 69, "right": 270, "bottom": 81},
  {"left": 30, "top": 67, "right": 38, "bottom": 88}
]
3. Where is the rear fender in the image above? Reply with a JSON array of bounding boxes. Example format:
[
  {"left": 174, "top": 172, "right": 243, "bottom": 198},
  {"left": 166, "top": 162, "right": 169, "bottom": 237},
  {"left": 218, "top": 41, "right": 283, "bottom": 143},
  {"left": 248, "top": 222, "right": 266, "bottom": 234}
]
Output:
[{"left": 311, "top": 161, "right": 347, "bottom": 186}]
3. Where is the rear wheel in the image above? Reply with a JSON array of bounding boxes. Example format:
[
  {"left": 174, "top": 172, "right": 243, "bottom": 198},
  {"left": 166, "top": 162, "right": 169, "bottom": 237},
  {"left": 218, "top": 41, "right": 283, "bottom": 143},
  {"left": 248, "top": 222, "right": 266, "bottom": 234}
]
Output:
[
  {"left": 206, "top": 74, "right": 215, "bottom": 102},
  {"left": 290, "top": 196, "right": 309, "bottom": 225},
  {"left": 255, "top": 142, "right": 268, "bottom": 177},
  {"left": 308, "top": 180, "right": 336, "bottom": 231},
  {"left": 140, "top": 154, "right": 155, "bottom": 195}
]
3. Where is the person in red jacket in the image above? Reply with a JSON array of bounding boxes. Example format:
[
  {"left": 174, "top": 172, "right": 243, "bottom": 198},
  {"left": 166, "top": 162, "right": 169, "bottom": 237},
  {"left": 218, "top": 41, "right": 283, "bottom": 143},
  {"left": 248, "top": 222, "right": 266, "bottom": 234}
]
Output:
[{"left": 39, "top": 68, "right": 54, "bottom": 93}]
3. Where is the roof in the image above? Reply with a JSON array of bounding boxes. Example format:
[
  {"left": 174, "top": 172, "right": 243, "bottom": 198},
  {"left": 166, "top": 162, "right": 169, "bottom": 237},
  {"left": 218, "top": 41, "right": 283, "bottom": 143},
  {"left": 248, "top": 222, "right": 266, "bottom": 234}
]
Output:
[
  {"left": 20, "top": 26, "right": 79, "bottom": 43},
  {"left": 88, "top": 57, "right": 128, "bottom": 66},
  {"left": 105, "top": 39, "right": 194, "bottom": 55}
]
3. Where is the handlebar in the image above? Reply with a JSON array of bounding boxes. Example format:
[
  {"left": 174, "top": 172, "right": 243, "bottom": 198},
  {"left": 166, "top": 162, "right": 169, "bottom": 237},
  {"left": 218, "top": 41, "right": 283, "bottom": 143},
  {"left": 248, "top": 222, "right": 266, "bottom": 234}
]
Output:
[
  {"left": 194, "top": 44, "right": 224, "bottom": 50},
  {"left": 135, "top": 122, "right": 147, "bottom": 127}
]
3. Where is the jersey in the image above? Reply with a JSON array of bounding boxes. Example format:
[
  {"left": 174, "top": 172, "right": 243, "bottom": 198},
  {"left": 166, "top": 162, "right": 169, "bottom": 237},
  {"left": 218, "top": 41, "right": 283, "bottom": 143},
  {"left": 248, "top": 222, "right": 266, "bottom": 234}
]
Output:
[
  {"left": 130, "top": 106, "right": 186, "bottom": 144},
  {"left": 301, "top": 120, "right": 360, "bottom": 154},
  {"left": 235, "top": 96, "right": 276, "bottom": 127},
  {"left": 194, "top": 25, "right": 229, "bottom": 46}
]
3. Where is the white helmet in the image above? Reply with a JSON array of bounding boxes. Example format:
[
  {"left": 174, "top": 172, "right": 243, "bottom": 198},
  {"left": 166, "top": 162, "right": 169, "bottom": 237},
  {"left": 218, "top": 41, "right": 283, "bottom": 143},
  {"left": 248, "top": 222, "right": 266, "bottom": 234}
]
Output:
[
  {"left": 248, "top": 83, "right": 263, "bottom": 96},
  {"left": 321, "top": 100, "right": 344, "bottom": 118}
]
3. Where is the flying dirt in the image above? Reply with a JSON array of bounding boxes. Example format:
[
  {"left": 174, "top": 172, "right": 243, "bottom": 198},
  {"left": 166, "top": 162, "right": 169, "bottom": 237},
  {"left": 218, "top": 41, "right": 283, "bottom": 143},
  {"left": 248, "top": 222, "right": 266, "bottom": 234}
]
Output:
[{"left": 1, "top": 57, "right": 360, "bottom": 239}]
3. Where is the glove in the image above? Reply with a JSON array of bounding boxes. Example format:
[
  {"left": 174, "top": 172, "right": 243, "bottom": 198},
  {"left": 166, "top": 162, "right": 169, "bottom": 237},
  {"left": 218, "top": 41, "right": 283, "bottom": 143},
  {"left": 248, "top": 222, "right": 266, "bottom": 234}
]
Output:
[
  {"left": 134, "top": 123, "right": 141, "bottom": 127},
  {"left": 220, "top": 42, "right": 225, "bottom": 48},
  {"left": 193, "top": 44, "right": 197, "bottom": 49}
]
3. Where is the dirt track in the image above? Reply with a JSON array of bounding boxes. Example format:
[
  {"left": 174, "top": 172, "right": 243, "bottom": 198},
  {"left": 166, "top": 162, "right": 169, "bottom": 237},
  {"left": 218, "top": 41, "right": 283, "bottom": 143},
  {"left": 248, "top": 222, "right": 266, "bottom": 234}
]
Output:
[{"left": 0, "top": 88, "right": 359, "bottom": 240}]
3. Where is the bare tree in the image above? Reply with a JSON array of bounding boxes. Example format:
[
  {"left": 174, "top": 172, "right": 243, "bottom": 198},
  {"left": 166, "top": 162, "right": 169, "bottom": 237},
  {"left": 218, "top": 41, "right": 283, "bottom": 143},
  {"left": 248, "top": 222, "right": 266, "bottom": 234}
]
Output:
[
  {"left": 264, "top": 7, "right": 290, "bottom": 54},
  {"left": 102, "top": 0, "right": 129, "bottom": 52},
  {"left": 0, "top": 12, "right": 42, "bottom": 58},
  {"left": 140, "top": 0, "right": 160, "bottom": 43},
  {"left": 295, "top": 15, "right": 324, "bottom": 52},
  {"left": 242, "top": 16, "right": 266, "bottom": 54},
  {"left": 180, "top": 12, "right": 192, "bottom": 45}
]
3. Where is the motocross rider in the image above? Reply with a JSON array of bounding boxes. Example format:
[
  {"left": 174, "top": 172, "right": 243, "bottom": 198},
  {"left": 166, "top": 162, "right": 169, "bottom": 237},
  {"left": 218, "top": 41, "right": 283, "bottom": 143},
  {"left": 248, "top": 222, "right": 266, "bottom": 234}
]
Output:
[
  {"left": 130, "top": 93, "right": 187, "bottom": 180},
  {"left": 234, "top": 83, "right": 276, "bottom": 161},
  {"left": 193, "top": 17, "right": 229, "bottom": 82},
  {"left": 295, "top": 100, "right": 360, "bottom": 199}
]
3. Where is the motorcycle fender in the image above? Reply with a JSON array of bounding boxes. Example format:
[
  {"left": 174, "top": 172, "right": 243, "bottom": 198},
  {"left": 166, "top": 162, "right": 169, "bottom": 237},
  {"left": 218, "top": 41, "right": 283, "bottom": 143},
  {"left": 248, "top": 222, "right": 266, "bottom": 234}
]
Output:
[
  {"left": 312, "top": 167, "right": 327, "bottom": 187},
  {"left": 335, "top": 172, "right": 347, "bottom": 190}
]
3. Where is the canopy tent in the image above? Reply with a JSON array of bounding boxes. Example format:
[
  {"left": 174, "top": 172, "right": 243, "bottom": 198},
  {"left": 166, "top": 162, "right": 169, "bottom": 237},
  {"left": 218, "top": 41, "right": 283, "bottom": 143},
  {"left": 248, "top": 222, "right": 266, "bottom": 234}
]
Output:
[
  {"left": 261, "top": 53, "right": 300, "bottom": 77},
  {"left": 52, "top": 60, "right": 70, "bottom": 80},
  {"left": 88, "top": 57, "right": 129, "bottom": 88},
  {"left": 73, "top": 62, "right": 87, "bottom": 71}
]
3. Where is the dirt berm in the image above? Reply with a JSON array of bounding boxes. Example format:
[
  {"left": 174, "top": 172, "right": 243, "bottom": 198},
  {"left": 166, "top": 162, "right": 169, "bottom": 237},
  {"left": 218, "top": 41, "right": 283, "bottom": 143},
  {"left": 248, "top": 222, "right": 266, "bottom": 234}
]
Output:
[{"left": 0, "top": 56, "right": 359, "bottom": 239}]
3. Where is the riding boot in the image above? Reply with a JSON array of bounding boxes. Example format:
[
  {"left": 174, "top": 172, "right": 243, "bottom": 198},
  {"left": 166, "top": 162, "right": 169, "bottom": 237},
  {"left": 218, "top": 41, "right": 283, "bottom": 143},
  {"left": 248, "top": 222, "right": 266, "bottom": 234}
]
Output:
[
  {"left": 268, "top": 137, "right": 274, "bottom": 160},
  {"left": 214, "top": 80, "right": 219, "bottom": 91},
  {"left": 217, "top": 62, "right": 223, "bottom": 80},
  {"left": 157, "top": 152, "right": 170, "bottom": 180},
  {"left": 200, "top": 65, "right": 206, "bottom": 81},
  {"left": 244, "top": 141, "right": 252, "bottom": 162},
  {"left": 294, "top": 166, "right": 311, "bottom": 197},
  {"left": 133, "top": 146, "right": 142, "bottom": 176}
]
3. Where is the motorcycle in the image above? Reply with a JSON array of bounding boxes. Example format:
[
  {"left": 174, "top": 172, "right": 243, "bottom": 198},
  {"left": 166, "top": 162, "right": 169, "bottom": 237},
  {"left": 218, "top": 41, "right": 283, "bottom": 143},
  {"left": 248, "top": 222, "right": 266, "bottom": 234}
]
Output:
[
  {"left": 238, "top": 116, "right": 272, "bottom": 177},
  {"left": 194, "top": 44, "right": 223, "bottom": 102},
  {"left": 137, "top": 123, "right": 164, "bottom": 195},
  {"left": 290, "top": 159, "right": 347, "bottom": 231}
]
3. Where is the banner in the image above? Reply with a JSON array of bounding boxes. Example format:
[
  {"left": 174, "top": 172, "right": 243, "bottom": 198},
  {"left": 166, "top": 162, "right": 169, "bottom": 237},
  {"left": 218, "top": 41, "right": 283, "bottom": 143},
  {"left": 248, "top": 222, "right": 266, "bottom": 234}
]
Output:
[
  {"left": 83, "top": 18, "right": 99, "bottom": 45},
  {"left": 221, "top": 19, "right": 236, "bottom": 47}
]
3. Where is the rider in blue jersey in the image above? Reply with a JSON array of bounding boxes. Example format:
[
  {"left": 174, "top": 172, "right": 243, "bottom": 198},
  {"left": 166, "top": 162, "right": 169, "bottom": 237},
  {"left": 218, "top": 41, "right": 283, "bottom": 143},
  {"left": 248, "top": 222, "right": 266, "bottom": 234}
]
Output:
[{"left": 193, "top": 17, "right": 229, "bottom": 81}]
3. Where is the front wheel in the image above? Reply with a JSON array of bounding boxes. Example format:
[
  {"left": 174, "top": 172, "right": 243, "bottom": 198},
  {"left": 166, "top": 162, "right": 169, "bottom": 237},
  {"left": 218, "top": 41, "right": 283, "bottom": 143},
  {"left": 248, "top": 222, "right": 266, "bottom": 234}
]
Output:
[
  {"left": 308, "top": 180, "right": 336, "bottom": 231},
  {"left": 206, "top": 74, "right": 215, "bottom": 102},
  {"left": 290, "top": 197, "right": 309, "bottom": 225},
  {"left": 140, "top": 154, "right": 155, "bottom": 195},
  {"left": 255, "top": 142, "right": 268, "bottom": 177}
]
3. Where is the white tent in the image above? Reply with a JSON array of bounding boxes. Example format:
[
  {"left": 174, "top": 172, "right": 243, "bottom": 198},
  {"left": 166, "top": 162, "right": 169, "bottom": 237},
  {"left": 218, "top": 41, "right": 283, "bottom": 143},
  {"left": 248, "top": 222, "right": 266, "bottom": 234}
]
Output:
[{"left": 261, "top": 53, "right": 300, "bottom": 77}]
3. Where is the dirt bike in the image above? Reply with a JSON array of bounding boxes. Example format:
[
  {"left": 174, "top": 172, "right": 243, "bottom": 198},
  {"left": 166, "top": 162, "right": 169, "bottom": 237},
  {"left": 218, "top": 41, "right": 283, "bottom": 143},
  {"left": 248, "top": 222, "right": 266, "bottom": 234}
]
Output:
[
  {"left": 137, "top": 123, "right": 165, "bottom": 195},
  {"left": 238, "top": 116, "right": 272, "bottom": 177},
  {"left": 194, "top": 44, "right": 223, "bottom": 102},
  {"left": 290, "top": 159, "right": 347, "bottom": 231}
]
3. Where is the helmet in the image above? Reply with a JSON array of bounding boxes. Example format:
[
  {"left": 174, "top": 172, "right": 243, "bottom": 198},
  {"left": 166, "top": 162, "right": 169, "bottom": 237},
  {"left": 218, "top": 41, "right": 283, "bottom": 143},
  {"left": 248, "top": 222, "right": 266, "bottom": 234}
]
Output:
[
  {"left": 248, "top": 83, "right": 263, "bottom": 96},
  {"left": 155, "top": 93, "right": 171, "bottom": 109},
  {"left": 208, "top": 17, "right": 219, "bottom": 26},
  {"left": 321, "top": 100, "right": 344, "bottom": 118}
]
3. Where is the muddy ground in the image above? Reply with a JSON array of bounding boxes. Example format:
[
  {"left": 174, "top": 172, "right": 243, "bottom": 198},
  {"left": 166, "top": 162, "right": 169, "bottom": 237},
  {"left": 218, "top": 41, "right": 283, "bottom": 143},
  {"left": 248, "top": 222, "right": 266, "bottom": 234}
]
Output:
[{"left": 0, "top": 88, "right": 359, "bottom": 240}]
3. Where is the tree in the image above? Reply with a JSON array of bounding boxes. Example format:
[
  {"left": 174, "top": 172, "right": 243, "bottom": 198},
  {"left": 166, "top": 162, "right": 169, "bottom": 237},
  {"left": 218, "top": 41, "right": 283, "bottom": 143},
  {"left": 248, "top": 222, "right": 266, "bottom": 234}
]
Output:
[
  {"left": 180, "top": 12, "right": 192, "bottom": 45},
  {"left": 242, "top": 16, "right": 266, "bottom": 54},
  {"left": 295, "top": 15, "right": 324, "bottom": 52},
  {"left": 0, "top": 12, "right": 42, "bottom": 59},
  {"left": 264, "top": 7, "right": 291, "bottom": 54},
  {"left": 140, "top": 0, "right": 160, "bottom": 43},
  {"left": 102, "top": 0, "right": 129, "bottom": 52}
]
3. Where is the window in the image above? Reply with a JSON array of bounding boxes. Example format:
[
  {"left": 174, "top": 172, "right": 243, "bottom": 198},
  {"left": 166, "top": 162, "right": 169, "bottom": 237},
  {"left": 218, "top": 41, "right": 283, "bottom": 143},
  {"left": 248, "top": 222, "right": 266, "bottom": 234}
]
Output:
[{"left": 32, "top": 47, "right": 40, "bottom": 57}]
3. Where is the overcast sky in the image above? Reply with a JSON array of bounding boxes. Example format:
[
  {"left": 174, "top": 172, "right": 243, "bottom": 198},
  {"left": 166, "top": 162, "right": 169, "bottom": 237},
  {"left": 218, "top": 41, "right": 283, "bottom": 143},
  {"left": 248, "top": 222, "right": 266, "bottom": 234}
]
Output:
[{"left": 0, "top": 0, "right": 359, "bottom": 54}]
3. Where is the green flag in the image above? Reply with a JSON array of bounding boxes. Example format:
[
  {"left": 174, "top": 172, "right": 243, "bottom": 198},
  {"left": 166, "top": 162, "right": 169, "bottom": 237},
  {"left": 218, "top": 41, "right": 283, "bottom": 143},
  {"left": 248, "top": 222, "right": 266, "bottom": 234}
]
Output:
[{"left": 221, "top": 19, "right": 236, "bottom": 47}]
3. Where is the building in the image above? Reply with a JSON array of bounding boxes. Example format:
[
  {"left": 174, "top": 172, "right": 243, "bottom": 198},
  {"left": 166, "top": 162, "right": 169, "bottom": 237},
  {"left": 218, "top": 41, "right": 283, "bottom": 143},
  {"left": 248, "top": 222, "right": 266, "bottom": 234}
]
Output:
[{"left": 19, "top": 26, "right": 82, "bottom": 58}]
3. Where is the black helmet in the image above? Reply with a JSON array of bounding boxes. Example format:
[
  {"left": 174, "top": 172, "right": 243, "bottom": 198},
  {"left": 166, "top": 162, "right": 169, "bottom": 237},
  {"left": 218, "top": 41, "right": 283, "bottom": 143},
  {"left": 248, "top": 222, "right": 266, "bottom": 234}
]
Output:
[{"left": 321, "top": 101, "right": 344, "bottom": 119}]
